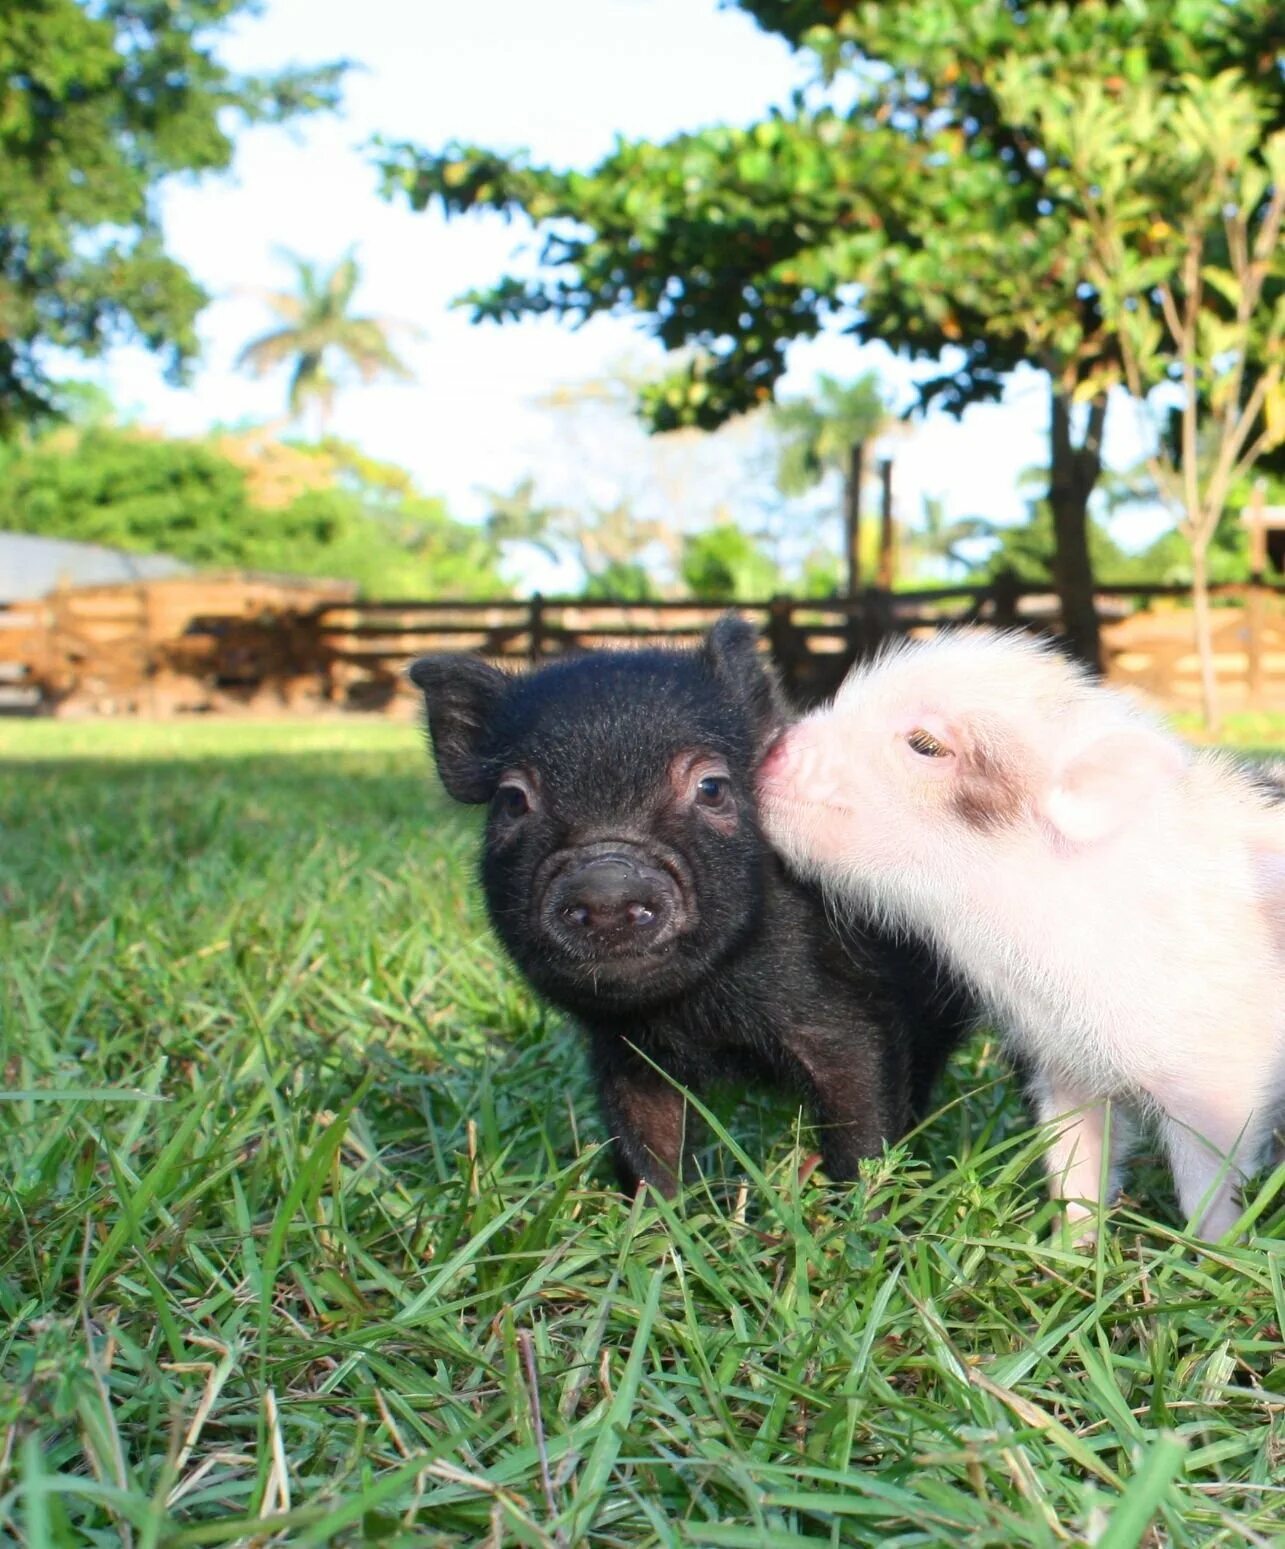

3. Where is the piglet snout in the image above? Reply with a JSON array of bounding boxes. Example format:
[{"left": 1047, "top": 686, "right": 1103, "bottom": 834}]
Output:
[
  {"left": 544, "top": 850, "right": 684, "bottom": 955},
  {"left": 758, "top": 725, "right": 835, "bottom": 799},
  {"left": 758, "top": 728, "right": 798, "bottom": 787}
]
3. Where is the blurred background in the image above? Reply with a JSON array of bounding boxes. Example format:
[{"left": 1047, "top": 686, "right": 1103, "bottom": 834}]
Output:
[{"left": 2, "top": 0, "right": 1284, "bottom": 727}]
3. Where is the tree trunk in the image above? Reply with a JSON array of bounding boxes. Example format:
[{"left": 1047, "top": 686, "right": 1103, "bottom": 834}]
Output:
[
  {"left": 845, "top": 441, "right": 865, "bottom": 597},
  {"left": 877, "top": 457, "right": 896, "bottom": 589},
  {"left": 1048, "top": 387, "right": 1107, "bottom": 673},
  {"left": 1189, "top": 537, "right": 1221, "bottom": 735}
]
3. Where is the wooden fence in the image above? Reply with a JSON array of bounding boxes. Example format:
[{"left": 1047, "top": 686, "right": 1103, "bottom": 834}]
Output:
[
  {"left": 314, "top": 578, "right": 1046, "bottom": 709},
  {"left": 314, "top": 580, "right": 1285, "bottom": 711},
  {"left": 6, "top": 573, "right": 1285, "bottom": 714}
]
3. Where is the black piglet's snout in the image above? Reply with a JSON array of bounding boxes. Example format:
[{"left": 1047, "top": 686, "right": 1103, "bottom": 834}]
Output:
[{"left": 541, "top": 846, "right": 686, "bottom": 955}]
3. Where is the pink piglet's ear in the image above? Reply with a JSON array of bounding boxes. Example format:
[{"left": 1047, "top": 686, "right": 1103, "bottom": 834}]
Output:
[{"left": 1040, "top": 726, "right": 1185, "bottom": 846}]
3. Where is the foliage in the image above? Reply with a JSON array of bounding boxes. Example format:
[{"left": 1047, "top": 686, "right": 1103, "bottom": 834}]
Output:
[
  {"left": 580, "top": 560, "right": 657, "bottom": 601},
  {"left": 904, "top": 495, "right": 1000, "bottom": 580},
  {"left": 799, "top": 551, "right": 845, "bottom": 597},
  {"left": 0, "top": 1, "right": 345, "bottom": 428},
  {"left": 0, "top": 422, "right": 505, "bottom": 598},
  {"left": 680, "top": 525, "right": 781, "bottom": 600},
  {"left": 771, "top": 373, "right": 889, "bottom": 498},
  {"left": 2, "top": 718, "right": 1283, "bottom": 1542},
  {"left": 377, "top": 2, "right": 1279, "bottom": 426},
  {"left": 236, "top": 252, "right": 418, "bottom": 431},
  {"left": 978, "top": 500, "right": 1247, "bottom": 589},
  {"left": 0, "top": 425, "right": 250, "bottom": 564},
  {"left": 485, "top": 479, "right": 676, "bottom": 597},
  {"left": 377, "top": 0, "right": 1284, "bottom": 662},
  {"left": 995, "top": 63, "right": 1285, "bottom": 725}
]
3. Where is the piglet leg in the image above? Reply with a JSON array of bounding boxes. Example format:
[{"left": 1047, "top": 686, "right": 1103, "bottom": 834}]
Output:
[
  {"left": 1029, "top": 1073, "right": 1133, "bottom": 1238},
  {"left": 587, "top": 1033, "right": 688, "bottom": 1198},
  {"left": 783, "top": 1025, "right": 903, "bottom": 1183},
  {"left": 1156, "top": 1090, "right": 1272, "bottom": 1240}
]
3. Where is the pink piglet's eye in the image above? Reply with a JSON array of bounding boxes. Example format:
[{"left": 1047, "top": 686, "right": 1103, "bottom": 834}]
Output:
[{"left": 906, "top": 728, "right": 952, "bottom": 758}]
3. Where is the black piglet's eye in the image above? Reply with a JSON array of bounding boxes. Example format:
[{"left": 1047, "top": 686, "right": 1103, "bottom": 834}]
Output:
[
  {"left": 496, "top": 784, "right": 530, "bottom": 817},
  {"left": 695, "top": 774, "right": 730, "bottom": 806}
]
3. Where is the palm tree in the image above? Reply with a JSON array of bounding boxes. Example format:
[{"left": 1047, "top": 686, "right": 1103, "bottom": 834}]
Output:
[
  {"left": 905, "top": 494, "right": 999, "bottom": 579},
  {"left": 236, "top": 251, "right": 418, "bottom": 435},
  {"left": 770, "top": 372, "right": 897, "bottom": 595}
]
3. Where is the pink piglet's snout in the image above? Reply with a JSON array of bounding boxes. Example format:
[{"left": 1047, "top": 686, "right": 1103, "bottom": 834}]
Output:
[
  {"left": 756, "top": 728, "right": 795, "bottom": 785},
  {"left": 757, "top": 724, "right": 852, "bottom": 808}
]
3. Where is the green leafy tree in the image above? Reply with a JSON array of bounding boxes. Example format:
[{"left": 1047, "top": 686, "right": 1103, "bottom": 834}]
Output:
[
  {"left": 770, "top": 373, "right": 890, "bottom": 592},
  {"left": 581, "top": 560, "right": 657, "bottom": 601},
  {"left": 0, "top": 426, "right": 251, "bottom": 562},
  {"left": 377, "top": 0, "right": 1283, "bottom": 669},
  {"left": 0, "top": 422, "right": 505, "bottom": 598},
  {"left": 484, "top": 481, "right": 674, "bottom": 596},
  {"left": 996, "top": 65, "right": 1285, "bottom": 728},
  {"left": 905, "top": 496, "right": 999, "bottom": 580},
  {"left": 680, "top": 526, "right": 780, "bottom": 600},
  {"left": 236, "top": 252, "right": 418, "bottom": 433},
  {"left": 980, "top": 500, "right": 1149, "bottom": 587},
  {"left": 0, "top": 2, "right": 344, "bottom": 429}
]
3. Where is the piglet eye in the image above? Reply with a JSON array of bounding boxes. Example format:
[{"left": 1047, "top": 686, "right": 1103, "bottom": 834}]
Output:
[
  {"left": 695, "top": 774, "right": 730, "bottom": 807},
  {"left": 906, "top": 728, "right": 952, "bottom": 759},
  {"left": 495, "top": 784, "right": 531, "bottom": 818}
]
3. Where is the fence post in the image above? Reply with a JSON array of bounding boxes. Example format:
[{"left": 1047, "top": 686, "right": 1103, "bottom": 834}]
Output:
[
  {"left": 992, "top": 568, "right": 1020, "bottom": 630},
  {"left": 528, "top": 592, "right": 545, "bottom": 665},
  {"left": 766, "top": 593, "right": 793, "bottom": 686},
  {"left": 845, "top": 442, "right": 865, "bottom": 597},
  {"left": 1246, "top": 481, "right": 1267, "bottom": 708},
  {"left": 876, "top": 457, "right": 896, "bottom": 589},
  {"left": 865, "top": 586, "right": 894, "bottom": 656}
]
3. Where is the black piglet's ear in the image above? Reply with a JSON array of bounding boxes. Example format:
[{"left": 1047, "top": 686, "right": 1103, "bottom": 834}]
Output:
[
  {"left": 702, "top": 613, "right": 788, "bottom": 750},
  {"left": 407, "top": 654, "right": 508, "bottom": 803}
]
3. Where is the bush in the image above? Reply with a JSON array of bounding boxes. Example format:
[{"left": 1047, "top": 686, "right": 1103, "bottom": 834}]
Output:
[{"left": 0, "top": 424, "right": 508, "bottom": 597}]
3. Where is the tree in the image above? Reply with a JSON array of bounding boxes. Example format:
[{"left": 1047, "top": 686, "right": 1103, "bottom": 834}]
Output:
[
  {"left": 998, "top": 66, "right": 1285, "bottom": 729},
  {"left": 581, "top": 560, "right": 657, "bottom": 601},
  {"left": 681, "top": 526, "right": 780, "bottom": 600},
  {"left": 770, "top": 373, "right": 890, "bottom": 593},
  {"left": 484, "top": 480, "right": 674, "bottom": 596},
  {"left": 377, "top": 0, "right": 1284, "bottom": 670},
  {"left": 236, "top": 252, "right": 418, "bottom": 433},
  {"left": 0, "top": 2, "right": 344, "bottom": 430},
  {"left": 0, "top": 420, "right": 507, "bottom": 598},
  {"left": 905, "top": 496, "right": 999, "bottom": 580}
]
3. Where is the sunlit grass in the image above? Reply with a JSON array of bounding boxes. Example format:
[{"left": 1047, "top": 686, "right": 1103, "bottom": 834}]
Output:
[{"left": 2, "top": 718, "right": 1282, "bottom": 1546}]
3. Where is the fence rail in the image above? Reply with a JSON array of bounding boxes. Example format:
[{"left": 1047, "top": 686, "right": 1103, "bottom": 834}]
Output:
[{"left": 7, "top": 573, "right": 1285, "bottom": 714}]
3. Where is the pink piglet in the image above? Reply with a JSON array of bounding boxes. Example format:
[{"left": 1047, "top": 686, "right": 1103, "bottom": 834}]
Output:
[{"left": 758, "top": 629, "right": 1285, "bottom": 1240}]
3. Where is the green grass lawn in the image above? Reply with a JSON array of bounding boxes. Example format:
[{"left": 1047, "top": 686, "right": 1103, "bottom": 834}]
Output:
[{"left": 2, "top": 718, "right": 1283, "bottom": 1547}]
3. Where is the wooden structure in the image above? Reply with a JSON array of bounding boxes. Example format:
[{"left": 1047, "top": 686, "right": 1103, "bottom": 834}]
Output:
[
  {"left": 1103, "top": 588, "right": 1285, "bottom": 711},
  {"left": 0, "top": 572, "right": 354, "bottom": 715},
  {"left": 7, "top": 571, "right": 1285, "bottom": 715},
  {"left": 312, "top": 583, "right": 1047, "bottom": 710},
  {"left": 307, "top": 580, "right": 1285, "bottom": 712}
]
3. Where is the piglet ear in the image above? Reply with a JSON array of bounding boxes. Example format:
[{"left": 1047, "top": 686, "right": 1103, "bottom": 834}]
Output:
[
  {"left": 703, "top": 613, "right": 787, "bottom": 748},
  {"left": 407, "top": 654, "right": 508, "bottom": 804},
  {"left": 1041, "top": 726, "right": 1185, "bottom": 846}
]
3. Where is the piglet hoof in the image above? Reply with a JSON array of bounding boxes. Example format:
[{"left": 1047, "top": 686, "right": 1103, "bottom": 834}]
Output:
[
  {"left": 1056, "top": 1204, "right": 1105, "bottom": 1252},
  {"left": 797, "top": 1151, "right": 824, "bottom": 1186}
]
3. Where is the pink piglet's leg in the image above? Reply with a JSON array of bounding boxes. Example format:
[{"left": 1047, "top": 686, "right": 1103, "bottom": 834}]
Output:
[
  {"left": 1155, "top": 1087, "right": 1273, "bottom": 1241},
  {"left": 1029, "top": 1072, "right": 1133, "bottom": 1238}
]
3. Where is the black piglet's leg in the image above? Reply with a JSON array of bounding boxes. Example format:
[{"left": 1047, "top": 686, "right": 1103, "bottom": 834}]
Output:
[
  {"left": 586, "top": 1032, "right": 689, "bottom": 1198},
  {"left": 782, "top": 1024, "right": 905, "bottom": 1183}
]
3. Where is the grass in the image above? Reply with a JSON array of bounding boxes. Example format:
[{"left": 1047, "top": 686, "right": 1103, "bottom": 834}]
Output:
[{"left": 1, "top": 717, "right": 1283, "bottom": 1548}]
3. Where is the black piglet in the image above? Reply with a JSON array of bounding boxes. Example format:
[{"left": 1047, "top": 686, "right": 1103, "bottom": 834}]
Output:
[{"left": 410, "top": 618, "right": 971, "bottom": 1197}]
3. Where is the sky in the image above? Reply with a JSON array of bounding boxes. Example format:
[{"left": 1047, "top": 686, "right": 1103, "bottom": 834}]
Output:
[{"left": 86, "top": 0, "right": 1167, "bottom": 585}]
